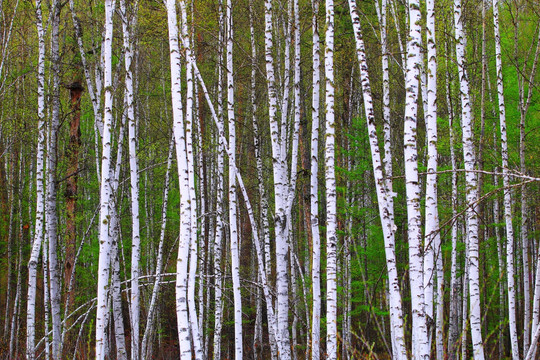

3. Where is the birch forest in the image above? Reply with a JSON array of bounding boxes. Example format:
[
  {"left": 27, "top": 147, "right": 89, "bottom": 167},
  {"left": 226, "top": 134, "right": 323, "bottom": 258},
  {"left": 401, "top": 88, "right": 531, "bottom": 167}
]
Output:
[{"left": 1, "top": 0, "right": 540, "bottom": 358}]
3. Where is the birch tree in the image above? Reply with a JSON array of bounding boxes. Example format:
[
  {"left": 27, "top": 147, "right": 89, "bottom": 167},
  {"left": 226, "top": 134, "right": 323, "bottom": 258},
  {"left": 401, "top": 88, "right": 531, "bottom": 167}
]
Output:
[
  {"left": 95, "top": 1, "right": 116, "bottom": 358},
  {"left": 403, "top": 0, "right": 429, "bottom": 355},
  {"left": 324, "top": 0, "right": 338, "bottom": 358},
  {"left": 454, "top": 0, "right": 485, "bottom": 356},
  {"left": 213, "top": 2, "right": 225, "bottom": 358},
  {"left": 423, "top": 0, "right": 443, "bottom": 358},
  {"left": 26, "top": 2, "right": 46, "bottom": 357},
  {"left": 226, "top": 0, "right": 243, "bottom": 357},
  {"left": 492, "top": 0, "right": 519, "bottom": 357},
  {"left": 165, "top": 0, "right": 192, "bottom": 357},
  {"left": 119, "top": 1, "right": 141, "bottom": 357},
  {"left": 263, "top": 0, "right": 292, "bottom": 357},
  {"left": 178, "top": 1, "right": 203, "bottom": 357},
  {"left": 311, "top": 1, "right": 321, "bottom": 359}
]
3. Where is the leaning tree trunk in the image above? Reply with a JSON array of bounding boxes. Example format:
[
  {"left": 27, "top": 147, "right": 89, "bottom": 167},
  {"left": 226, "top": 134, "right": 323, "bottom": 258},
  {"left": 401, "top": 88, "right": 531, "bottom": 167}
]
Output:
[{"left": 347, "top": 1, "right": 407, "bottom": 358}]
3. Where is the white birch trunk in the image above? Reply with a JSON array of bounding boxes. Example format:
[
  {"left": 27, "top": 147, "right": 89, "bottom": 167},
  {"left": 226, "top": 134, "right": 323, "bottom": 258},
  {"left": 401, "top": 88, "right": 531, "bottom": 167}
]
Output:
[
  {"left": 103, "top": 88, "right": 127, "bottom": 360},
  {"left": 26, "top": 1, "right": 46, "bottom": 357},
  {"left": 264, "top": 0, "right": 291, "bottom": 357},
  {"left": 226, "top": 1, "right": 243, "bottom": 357},
  {"left": 43, "top": 220, "right": 50, "bottom": 360},
  {"left": 454, "top": 0, "right": 485, "bottom": 356},
  {"left": 178, "top": 2, "right": 203, "bottom": 358},
  {"left": 424, "top": 0, "right": 442, "bottom": 358},
  {"left": 325, "top": 1, "right": 338, "bottom": 359},
  {"left": 111, "top": 237, "right": 128, "bottom": 360},
  {"left": 165, "top": 0, "right": 192, "bottom": 357},
  {"left": 492, "top": 0, "right": 519, "bottom": 357},
  {"left": 119, "top": 1, "right": 140, "bottom": 357},
  {"left": 195, "top": 83, "right": 207, "bottom": 359},
  {"left": 213, "top": 2, "right": 225, "bottom": 357},
  {"left": 494, "top": 167, "right": 506, "bottom": 358},
  {"left": 95, "top": 2, "right": 116, "bottom": 359},
  {"left": 311, "top": 1, "right": 321, "bottom": 359},
  {"left": 403, "top": 0, "right": 430, "bottom": 356},
  {"left": 462, "top": 236, "right": 470, "bottom": 360}
]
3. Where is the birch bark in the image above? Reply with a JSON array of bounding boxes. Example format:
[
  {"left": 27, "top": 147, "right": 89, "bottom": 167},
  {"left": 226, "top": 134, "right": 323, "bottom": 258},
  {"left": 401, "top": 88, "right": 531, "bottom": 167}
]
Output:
[
  {"left": 178, "top": 2, "right": 203, "bottom": 357},
  {"left": 325, "top": 1, "right": 338, "bottom": 359},
  {"left": 165, "top": 0, "right": 192, "bottom": 357},
  {"left": 95, "top": 2, "right": 116, "bottom": 358},
  {"left": 226, "top": 1, "right": 243, "bottom": 358},
  {"left": 311, "top": 1, "right": 321, "bottom": 359},
  {"left": 213, "top": 3, "right": 225, "bottom": 358},
  {"left": 264, "top": 0, "right": 291, "bottom": 357},
  {"left": 403, "top": 0, "right": 430, "bottom": 356},
  {"left": 119, "top": 1, "right": 141, "bottom": 357},
  {"left": 26, "top": 1, "right": 46, "bottom": 358},
  {"left": 424, "top": 0, "right": 443, "bottom": 358},
  {"left": 454, "top": 0, "right": 485, "bottom": 356},
  {"left": 492, "top": 0, "right": 519, "bottom": 357}
]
